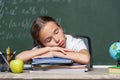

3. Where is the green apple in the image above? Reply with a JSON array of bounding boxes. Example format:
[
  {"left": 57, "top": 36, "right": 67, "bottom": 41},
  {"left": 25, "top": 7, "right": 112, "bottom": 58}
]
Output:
[{"left": 10, "top": 59, "right": 24, "bottom": 73}]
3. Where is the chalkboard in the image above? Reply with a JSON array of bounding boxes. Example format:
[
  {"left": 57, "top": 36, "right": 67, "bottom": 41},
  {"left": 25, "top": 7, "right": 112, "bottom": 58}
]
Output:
[{"left": 0, "top": 0, "right": 120, "bottom": 65}]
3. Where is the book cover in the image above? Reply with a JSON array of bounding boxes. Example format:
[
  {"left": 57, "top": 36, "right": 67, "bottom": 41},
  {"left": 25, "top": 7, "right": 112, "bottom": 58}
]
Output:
[
  {"left": 108, "top": 66, "right": 120, "bottom": 74},
  {"left": 32, "top": 57, "right": 73, "bottom": 65}
]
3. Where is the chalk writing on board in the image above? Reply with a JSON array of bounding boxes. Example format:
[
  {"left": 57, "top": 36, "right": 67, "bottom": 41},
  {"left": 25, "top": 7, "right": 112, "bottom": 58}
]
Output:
[
  {"left": 22, "top": 6, "right": 36, "bottom": 15},
  {"left": 0, "top": 0, "right": 71, "bottom": 41},
  {"left": 5, "top": 0, "right": 72, "bottom": 4},
  {"left": 0, "top": 0, "right": 4, "bottom": 19},
  {"left": 8, "top": 18, "right": 32, "bottom": 30},
  {"left": 0, "top": 31, "right": 31, "bottom": 40}
]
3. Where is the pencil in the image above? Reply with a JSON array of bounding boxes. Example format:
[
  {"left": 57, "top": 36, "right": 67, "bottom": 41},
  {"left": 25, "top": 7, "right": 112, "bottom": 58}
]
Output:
[
  {"left": 10, "top": 51, "right": 16, "bottom": 61},
  {"left": 0, "top": 51, "right": 9, "bottom": 67},
  {"left": 6, "top": 46, "right": 11, "bottom": 63}
]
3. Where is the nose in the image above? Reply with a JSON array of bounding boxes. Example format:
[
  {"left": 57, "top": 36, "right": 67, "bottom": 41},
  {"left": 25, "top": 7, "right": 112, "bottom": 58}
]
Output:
[{"left": 53, "top": 35, "right": 60, "bottom": 43}]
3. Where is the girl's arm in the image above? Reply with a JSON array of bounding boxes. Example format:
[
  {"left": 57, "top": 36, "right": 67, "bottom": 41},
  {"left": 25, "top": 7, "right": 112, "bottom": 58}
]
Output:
[
  {"left": 15, "top": 47, "right": 73, "bottom": 63},
  {"left": 53, "top": 49, "right": 90, "bottom": 64},
  {"left": 32, "top": 47, "right": 90, "bottom": 64},
  {"left": 15, "top": 47, "right": 51, "bottom": 63}
]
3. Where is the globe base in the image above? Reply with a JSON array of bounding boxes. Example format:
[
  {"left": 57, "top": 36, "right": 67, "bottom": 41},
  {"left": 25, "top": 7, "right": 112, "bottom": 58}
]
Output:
[{"left": 117, "top": 60, "right": 120, "bottom": 66}]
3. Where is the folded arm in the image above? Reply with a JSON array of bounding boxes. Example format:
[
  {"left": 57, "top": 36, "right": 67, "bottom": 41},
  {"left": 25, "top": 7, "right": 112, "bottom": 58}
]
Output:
[
  {"left": 15, "top": 47, "right": 74, "bottom": 63},
  {"left": 32, "top": 48, "right": 90, "bottom": 64},
  {"left": 53, "top": 49, "right": 90, "bottom": 64}
]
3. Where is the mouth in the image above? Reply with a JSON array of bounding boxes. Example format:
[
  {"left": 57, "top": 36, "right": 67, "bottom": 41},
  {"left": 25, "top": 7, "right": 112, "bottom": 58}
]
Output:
[{"left": 58, "top": 40, "right": 65, "bottom": 47}]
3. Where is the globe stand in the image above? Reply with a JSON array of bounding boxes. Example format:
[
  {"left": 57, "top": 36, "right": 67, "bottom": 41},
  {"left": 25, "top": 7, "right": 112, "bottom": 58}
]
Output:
[{"left": 117, "top": 60, "right": 120, "bottom": 66}]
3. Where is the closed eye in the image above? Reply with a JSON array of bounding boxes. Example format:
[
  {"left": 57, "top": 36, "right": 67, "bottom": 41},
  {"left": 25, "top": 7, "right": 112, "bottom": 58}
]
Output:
[
  {"left": 45, "top": 37, "right": 52, "bottom": 43},
  {"left": 54, "top": 28, "right": 59, "bottom": 34}
]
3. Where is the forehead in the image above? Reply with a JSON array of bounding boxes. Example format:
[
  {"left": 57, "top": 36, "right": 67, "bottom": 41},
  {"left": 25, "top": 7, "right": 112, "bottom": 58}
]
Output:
[
  {"left": 39, "top": 22, "right": 59, "bottom": 39},
  {"left": 40, "top": 22, "right": 58, "bottom": 33}
]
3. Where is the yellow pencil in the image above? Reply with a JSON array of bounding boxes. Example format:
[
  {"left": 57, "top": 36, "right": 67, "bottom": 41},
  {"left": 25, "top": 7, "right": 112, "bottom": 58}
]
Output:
[
  {"left": 6, "top": 46, "right": 11, "bottom": 63},
  {"left": 6, "top": 46, "right": 10, "bottom": 54}
]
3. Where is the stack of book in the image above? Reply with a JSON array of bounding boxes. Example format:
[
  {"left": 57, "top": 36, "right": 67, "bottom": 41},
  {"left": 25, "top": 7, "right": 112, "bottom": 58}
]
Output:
[
  {"left": 31, "top": 57, "right": 88, "bottom": 71},
  {"left": 108, "top": 66, "right": 120, "bottom": 74}
]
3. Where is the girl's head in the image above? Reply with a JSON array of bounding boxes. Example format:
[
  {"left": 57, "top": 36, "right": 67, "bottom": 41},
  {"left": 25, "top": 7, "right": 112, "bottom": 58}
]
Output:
[{"left": 30, "top": 16, "right": 66, "bottom": 48}]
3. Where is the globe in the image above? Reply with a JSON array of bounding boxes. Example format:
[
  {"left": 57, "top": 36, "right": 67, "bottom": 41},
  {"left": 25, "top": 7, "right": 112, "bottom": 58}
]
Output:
[{"left": 109, "top": 41, "right": 120, "bottom": 61}]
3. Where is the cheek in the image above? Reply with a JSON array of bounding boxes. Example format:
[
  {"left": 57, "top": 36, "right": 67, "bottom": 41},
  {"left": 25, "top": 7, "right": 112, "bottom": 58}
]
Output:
[
  {"left": 59, "top": 32, "right": 65, "bottom": 39},
  {"left": 59, "top": 29, "right": 64, "bottom": 35}
]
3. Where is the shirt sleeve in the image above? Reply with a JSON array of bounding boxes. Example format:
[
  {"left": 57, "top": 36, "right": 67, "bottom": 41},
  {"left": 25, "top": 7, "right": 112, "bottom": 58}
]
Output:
[
  {"left": 72, "top": 38, "right": 88, "bottom": 52},
  {"left": 32, "top": 45, "right": 41, "bottom": 50}
]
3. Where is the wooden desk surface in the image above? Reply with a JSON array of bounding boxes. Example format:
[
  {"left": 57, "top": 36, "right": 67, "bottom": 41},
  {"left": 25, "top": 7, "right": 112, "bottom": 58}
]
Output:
[{"left": 0, "top": 68, "right": 120, "bottom": 80}]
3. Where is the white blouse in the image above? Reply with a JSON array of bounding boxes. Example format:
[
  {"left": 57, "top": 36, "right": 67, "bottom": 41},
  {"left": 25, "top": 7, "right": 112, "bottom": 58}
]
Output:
[{"left": 65, "top": 34, "right": 87, "bottom": 52}]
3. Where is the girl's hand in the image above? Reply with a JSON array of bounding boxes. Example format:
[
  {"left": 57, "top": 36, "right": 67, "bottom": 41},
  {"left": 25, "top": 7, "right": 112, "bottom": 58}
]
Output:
[
  {"left": 32, "top": 47, "right": 74, "bottom": 59},
  {"left": 49, "top": 47, "right": 74, "bottom": 55}
]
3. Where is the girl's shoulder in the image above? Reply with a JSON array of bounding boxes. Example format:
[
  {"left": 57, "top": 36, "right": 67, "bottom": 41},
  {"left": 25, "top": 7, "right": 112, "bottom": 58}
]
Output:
[
  {"left": 65, "top": 34, "right": 82, "bottom": 41},
  {"left": 65, "top": 34, "right": 73, "bottom": 39}
]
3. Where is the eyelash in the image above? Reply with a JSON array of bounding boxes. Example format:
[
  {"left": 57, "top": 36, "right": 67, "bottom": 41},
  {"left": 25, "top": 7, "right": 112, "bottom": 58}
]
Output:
[
  {"left": 46, "top": 29, "right": 59, "bottom": 43},
  {"left": 46, "top": 38, "right": 51, "bottom": 42},
  {"left": 54, "top": 29, "right": 59, "bottom": 34}
]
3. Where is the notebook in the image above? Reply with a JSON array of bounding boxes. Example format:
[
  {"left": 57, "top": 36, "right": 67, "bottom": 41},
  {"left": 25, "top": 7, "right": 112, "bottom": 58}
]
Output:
[{"left": 32, "top": 57, "right": 73, "bottom": 65}]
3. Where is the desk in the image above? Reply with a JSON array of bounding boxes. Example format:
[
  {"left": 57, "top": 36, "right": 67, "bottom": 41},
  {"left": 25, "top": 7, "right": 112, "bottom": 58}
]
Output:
[{"left": 0, "top": 67, "right": 120, "bottom": 80}]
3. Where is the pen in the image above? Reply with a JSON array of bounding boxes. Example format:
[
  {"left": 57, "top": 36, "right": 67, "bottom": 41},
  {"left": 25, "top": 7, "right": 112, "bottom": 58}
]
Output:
[
  {"left": 10, "top": 51, "right": 16, "bottom": 61},
  {"left": 0, "top": 51, "right": 9, "bottom": 67}
]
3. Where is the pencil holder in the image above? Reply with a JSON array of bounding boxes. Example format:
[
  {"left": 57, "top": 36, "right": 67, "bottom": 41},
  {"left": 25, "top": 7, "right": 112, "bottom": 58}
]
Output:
[
  {"left": 7, "top": 53, "right": 16, "bottom": 63},
  {"left": 0, "top": 53, "right": 16, "bottom": 72},
  {"left": 0, "top": 54, "right": 7, "bottom": 64}
]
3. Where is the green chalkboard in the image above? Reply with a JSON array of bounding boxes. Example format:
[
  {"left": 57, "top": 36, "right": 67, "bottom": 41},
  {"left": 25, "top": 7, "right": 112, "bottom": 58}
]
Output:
[{"left": 0, "top": 0, "right": 120, "bottom": 65}]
